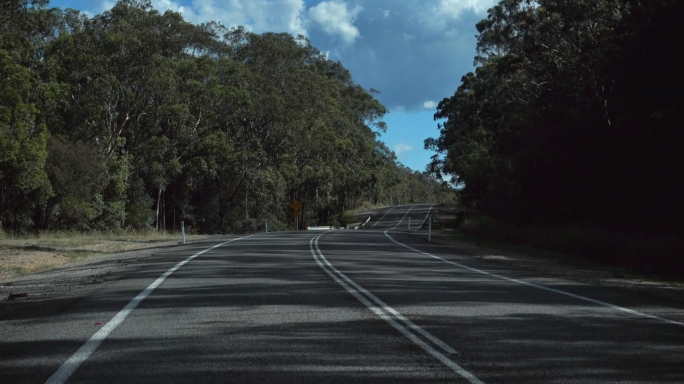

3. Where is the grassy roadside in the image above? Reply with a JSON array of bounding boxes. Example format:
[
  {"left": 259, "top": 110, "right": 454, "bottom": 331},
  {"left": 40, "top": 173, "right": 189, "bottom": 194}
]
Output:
[
  {"left": 339, "top": 201, "right": 386, "bottom": 227},
  {"left": 444, "top": 229, "right": 621, "bottom": 270},
  {"left": 0, "top": 231, "right": 207, "bottom": 283},
  {"left": 439, "top": 217, "right": 684, "bottom": 288}
]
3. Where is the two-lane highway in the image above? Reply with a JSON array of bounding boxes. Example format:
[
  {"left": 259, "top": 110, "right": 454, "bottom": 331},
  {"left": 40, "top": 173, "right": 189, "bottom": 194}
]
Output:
[{"left": 2, "top": 204, "right": 683, "bottom": 383}]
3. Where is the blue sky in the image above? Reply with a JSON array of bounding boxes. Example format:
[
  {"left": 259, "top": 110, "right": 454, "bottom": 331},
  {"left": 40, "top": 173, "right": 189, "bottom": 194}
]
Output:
[{"left": 47, "top": 0, "right": 497, "bottom": 171}]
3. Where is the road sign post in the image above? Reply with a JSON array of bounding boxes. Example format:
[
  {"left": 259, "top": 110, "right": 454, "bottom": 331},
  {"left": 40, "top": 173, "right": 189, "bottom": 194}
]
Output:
[
  {"left": 181, "top": 221, "right": 186, "bottom": 244},
  {"left": 291, "top": 200, "right": 302, "bottom": 230}
]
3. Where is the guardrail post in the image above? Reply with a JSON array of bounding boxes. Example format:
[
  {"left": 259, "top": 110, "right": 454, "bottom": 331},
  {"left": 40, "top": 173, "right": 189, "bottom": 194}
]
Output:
[{"left": 181, "top": 221, "right": 186, "bottom": 244}]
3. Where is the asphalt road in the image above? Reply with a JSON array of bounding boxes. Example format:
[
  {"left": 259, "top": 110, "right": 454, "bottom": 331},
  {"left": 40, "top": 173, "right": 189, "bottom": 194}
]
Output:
[{"left": 2, "top": 204, "right": 684, "bottom": 383}]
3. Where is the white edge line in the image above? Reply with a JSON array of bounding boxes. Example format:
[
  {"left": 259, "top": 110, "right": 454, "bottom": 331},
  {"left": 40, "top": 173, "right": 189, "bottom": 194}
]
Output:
[
  {"left": 370, "top": 206, "right": 395, "bottom": 228},
  {"left": 383, "top": 231, "right": 684, "bottom": 328},
  {"left": 310, "top": 233, "right": 483, "bottom": 384},
  {"left": 45, "top": 235, "right": 257, "bottom": 384}
]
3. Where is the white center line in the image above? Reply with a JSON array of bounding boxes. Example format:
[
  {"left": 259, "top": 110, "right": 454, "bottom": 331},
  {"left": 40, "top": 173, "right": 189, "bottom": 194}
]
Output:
[
  {"left": 383, "top": 231, "right": 684, "bottom": 328},
  {"left": 45, "top": 235, "right": 256, "bottom": 384},
  {"left": 311, "top": 232, "right": 483, "bottom": 384}
]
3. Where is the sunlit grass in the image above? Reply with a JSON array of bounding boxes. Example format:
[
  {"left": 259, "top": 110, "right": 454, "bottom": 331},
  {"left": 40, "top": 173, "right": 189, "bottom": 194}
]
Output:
[
  {"left": 351, "top": 201, "right": 385, "bottom": 214},
  {"left": 0, "top": 230, "right": 210, "bottom": 283},
  {"left": 0, "top": 230, "right": 203, "bottom": 250}
]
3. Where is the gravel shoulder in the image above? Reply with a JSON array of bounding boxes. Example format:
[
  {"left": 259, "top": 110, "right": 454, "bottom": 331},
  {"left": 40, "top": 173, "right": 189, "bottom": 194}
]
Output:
[
  {"left": 0, "top": 234, "right": 212, "bottom": 283},
  {"left": 405, "top": 229, "right": 684, "bottom": 307},
  {"left": 0, "top": 237, "right": 226, "bottom": 320}
]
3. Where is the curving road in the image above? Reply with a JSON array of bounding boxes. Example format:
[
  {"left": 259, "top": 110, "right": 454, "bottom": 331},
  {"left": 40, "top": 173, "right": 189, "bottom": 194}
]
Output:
[{"left": 2, "top": 204, "right": 684, "bottom": 383}]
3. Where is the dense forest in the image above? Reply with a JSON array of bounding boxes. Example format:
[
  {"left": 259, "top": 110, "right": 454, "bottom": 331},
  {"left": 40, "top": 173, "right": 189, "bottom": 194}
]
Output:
[
  {"left": 0, "top": 0, "right": 455, "bottom": 234},
  {"left": 428, "top": 0, "right": 683, "bottom": 228},
  {"left": 426, "top": 0, "right": 684, "bottom": 274}
]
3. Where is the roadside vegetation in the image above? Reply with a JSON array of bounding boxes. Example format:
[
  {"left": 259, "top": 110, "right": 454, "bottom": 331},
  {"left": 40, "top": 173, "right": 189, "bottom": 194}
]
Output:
[
  {"left": 458, "top": 216, "right": 684, "bottom": 280},
  {"left": 0, "top": 230, "right": 207, "bottom": 282},
  {"left": 0, "top": 0, "right": 456, "bottom": 238},
  {"left": 427, "top": 0, "right": 684, "bottom": 279}
]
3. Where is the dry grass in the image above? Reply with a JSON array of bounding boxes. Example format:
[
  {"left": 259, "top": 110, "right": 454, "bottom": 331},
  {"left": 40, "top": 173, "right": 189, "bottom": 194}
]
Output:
[
  {"left": 0, "top": 231, "right": 207, "bottom": 283},
  {"left": 351, "top": 201, "right": 386, "bottom": 214}
]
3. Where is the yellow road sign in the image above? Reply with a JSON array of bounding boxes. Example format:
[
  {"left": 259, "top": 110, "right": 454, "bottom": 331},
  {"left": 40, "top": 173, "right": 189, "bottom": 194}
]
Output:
[
  {"left": 290, "top": 200, "right": 302, "bottom": 211},
  {"left": 292, "top": 209, "right": 301, "bottom": 218}
]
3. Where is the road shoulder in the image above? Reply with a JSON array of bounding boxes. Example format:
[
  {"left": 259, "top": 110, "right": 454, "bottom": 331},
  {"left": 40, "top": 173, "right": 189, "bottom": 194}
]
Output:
[
  {"left": 401, "top": 229, "right": 684, "bottom": 307},
  {"left": 0, "top": 237, "right": 231, "bottom": 320}
]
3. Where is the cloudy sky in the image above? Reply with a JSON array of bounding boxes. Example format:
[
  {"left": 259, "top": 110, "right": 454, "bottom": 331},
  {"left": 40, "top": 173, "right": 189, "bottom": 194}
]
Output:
[{"left": 49, "top": 0, "right": 497, "bottom": 171}]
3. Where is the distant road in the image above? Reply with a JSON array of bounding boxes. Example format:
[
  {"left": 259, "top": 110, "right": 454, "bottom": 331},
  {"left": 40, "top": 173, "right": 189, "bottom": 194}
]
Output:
[{"left": 2, "top": 204, "right": 683, "bottom": 383}]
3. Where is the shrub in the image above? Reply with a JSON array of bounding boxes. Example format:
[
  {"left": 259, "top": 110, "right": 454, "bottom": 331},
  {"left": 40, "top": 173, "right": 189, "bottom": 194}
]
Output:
[{"left": 460, "top": 216, "right": 684, "bottom": 277}]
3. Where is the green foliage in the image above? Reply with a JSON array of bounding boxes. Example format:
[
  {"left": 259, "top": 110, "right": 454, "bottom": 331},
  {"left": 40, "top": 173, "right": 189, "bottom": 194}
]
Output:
[
  {"left": 0, "top": 16, "right": 53, "bottom": 233},
  {"left": 428, "top": 0, "right": 684, "bottom": 228},
  {"left": 339, "top": 210, "right": 355, "bottom": 227},
  {"left": 461, "top": 216, "right": 684, "bottom": 278},
  {"left": 0, "top": 0, "right": 454, "bottom": 234}
]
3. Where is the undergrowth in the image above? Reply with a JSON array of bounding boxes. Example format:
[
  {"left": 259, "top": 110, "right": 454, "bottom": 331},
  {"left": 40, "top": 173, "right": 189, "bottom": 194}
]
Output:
[{"left": 458, "top": 216, "right": 684, "bottom": 279}]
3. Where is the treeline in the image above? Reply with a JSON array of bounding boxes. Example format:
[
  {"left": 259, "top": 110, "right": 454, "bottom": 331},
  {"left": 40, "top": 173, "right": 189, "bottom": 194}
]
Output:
[
  {"left": 427, "top": 0, "right": 684, "bottom": 230},
  {"left": 0, "top": 0, "right": 455, "bottom": 234}
]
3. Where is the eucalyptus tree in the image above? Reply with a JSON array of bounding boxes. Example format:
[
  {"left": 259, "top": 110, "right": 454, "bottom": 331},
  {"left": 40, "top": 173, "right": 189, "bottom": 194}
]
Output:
[
  {"left": 2, "top": 0, "right": 454, "bottom": 233},
  {"left": 0, "top": 0, "right": 56, "bottom": 233},
  {"left": 428, "top": 0, "right": 684, "bottom": 225}
]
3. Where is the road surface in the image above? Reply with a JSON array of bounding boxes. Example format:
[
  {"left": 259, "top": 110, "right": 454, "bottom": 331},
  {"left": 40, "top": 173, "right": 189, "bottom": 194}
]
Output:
[{"left": 2, "top": 204, "right": 683, "bottom": 383}]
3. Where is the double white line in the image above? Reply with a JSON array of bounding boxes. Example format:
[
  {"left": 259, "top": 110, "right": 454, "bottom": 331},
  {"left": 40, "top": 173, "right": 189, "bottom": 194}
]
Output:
[{"left": 310, "top": 232, "right": 484, "bottom": 384}]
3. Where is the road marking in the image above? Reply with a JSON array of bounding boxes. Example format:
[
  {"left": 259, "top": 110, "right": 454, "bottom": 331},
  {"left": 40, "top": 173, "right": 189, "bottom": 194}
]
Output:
[
  {"left": 390, "top": 204, "right": 416, "bottom": 230},
  {"left": 417, "top": 204, "right": 435, "bottom": 231},
  {"left": 313, "top": 234, "right": 457, "bottom": 355},
  {"left": 384, "top": 231, "right": 684, "bottom": 328},
  {"left": 45, "top": 235, "right": 256, "bottom": 384},
  {"left": 310, "top": 233, "right": 484, "bottom": 384},
  {"left": 370, "top": 206, "right": 395, "bottom": 228}
]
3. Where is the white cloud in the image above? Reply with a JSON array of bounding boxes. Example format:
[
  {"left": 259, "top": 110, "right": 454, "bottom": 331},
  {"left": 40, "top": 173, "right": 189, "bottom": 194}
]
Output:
[
  {"left": 435, "top": 0, "right": 495, "bottom": 15},
  {"left": 92, "top": 0, "right": 115, "bottom": 13},
  {"left": 186, "top": 0, "right": 309, "bottom": 37},
  {"left": 152, "top": 0, "right": 187, "bottom": 13},
  {"left": 307, "top": 1, "right": 363, "bottom": 44},
  {"left": 79, "top": 0, "right": 496, "bottom": 112},
  {"left": 86, "top": 0, "right": 308, "bottom": 37},
  {"left": 394, "top": 143, "right": 413, "bottom": 155},
  {"left": 423, "top": 0, "right": 497, "bottom": 30}
]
